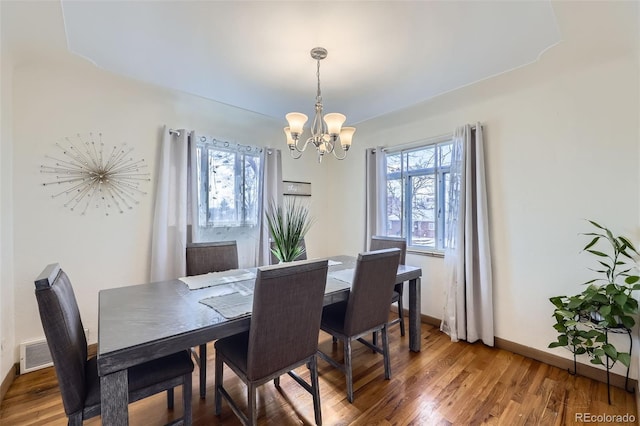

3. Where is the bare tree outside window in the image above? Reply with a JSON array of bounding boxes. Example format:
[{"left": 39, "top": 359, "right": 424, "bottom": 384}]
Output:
[
  {"left": 196, "top": 145, "right": 261, "bottom": 228},
  {"left": 384, "top": 141, "right": 452, "bottom": 251}
]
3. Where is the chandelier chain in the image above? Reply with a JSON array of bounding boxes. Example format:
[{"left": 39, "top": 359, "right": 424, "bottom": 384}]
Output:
[{"left": 316, "top": 59, "right": 322, "bottom": 103}]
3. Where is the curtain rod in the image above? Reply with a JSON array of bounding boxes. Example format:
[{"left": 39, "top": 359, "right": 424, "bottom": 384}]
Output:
[
  {"left": 167, "top": 128, "right": 266, "bottom": 154},
  {"left": 381, "top": 123, "right": 482, "bottom": 153},
  {"left": 196, "top": 135, "right": 263, "bottom": 154},
  {"left": 382, "top": 132, "right": 452, "bottom": 153}
]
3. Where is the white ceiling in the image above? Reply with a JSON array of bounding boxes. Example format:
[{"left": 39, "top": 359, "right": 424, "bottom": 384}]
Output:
[{"left": 6, "top": 1, "right": 562, "bottom": 125}]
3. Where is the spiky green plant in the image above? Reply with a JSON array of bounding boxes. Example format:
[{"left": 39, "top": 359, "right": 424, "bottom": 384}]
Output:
[
  {"left": 549, "top": 220, "right": 640, "bottom": 368},
  {"left": 266, "top": 198, "right": 313, "bottom": 263}
]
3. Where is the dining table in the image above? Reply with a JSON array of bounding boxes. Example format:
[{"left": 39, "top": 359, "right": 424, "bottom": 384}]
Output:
[{"left": 97, "top": 255, "right": 422, "bottom": 425}]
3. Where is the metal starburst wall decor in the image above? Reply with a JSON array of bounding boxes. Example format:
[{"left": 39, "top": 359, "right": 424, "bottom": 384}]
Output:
[{"left": 41, "top": 133, "right": 150, "bottom": 216}]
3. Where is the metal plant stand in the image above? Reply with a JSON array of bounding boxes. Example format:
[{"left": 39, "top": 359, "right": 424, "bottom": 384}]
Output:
[{"left": 569, "top": 323, "right": 633, "bottom": 405}]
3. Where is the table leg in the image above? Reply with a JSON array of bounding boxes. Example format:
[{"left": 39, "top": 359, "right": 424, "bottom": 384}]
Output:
[
  {"left": 409, "top": 277, "right": 421, "bottom": 352},
  {"left": 101, "top": 369, "right": 129, "bottom": 425}
]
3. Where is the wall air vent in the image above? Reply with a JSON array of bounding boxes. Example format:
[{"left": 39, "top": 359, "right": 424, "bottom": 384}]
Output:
[
  {"left": 19, "top": 329, "right": 89, "bottom": 373},
  {"left": 20, "top": 338, "right": 52, "bottom": 373}
]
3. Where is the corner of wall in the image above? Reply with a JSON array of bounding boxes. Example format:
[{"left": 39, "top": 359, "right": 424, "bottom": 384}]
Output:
[
  {"left": 0, "top": 9, "right": 17, "bottom": 398},
  {"left": 635, "top": 2, "right": 640, "bottom": 415}
]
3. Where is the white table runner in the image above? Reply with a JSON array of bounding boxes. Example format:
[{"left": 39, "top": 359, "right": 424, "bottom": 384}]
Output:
[
  {"left": 179, "top": 269, "right": 256, "bottom": 290},
  {"left": 200, "top": 293, "right": 253, "bottom": 319}
]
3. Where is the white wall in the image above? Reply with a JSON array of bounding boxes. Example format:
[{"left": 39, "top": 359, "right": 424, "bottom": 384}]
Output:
[
  {"left": 636, "top": 0, "right": 640, "bottom": 392},
  {"left": 10, "top": 54, "right": 330, "bottom": 361},
  {"left": 5, "top": 0, "right": 639, "bottom": 384},
  {"left": 0, "top": 5, "right": 16, "bottom": 383},
  {"left": 326, "top": 1, "right": 640, "bottom": 377}
]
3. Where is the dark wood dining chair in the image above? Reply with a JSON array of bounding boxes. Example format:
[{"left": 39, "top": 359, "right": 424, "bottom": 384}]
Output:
[
  {"left": 186, "top": 240, "right": 239, "bottom": 276},
  {"left": 370, "top": 236, "right": 407, "bottom": 341},
  {"left": 317, "top": 248, "right": 401, "bottom": 403},
  {"left": 270, "top": 237, "right": 307, "bottom": 264},
  {"left": 186, "top": 240, "right": 239, "bottom": 398},
  {"left": 34, "top": 263, "right": 193, "bottom": 426},
  {"left": 214, "top": 259, "right": 329, "bottom": 425}
]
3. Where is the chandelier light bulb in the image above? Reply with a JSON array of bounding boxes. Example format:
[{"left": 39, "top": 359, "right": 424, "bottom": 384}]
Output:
[
  {"left": 339, "top": 127, "right": 356, "bottom": 150},
  {"left": 323, "top": 113, "right": 346, "bottom": 138},
  {"left": 285, "top": 113, "right": 308, "bottom": 138},
  {"left": 284, "top": 127, "right": 295, "bottom": 148}
]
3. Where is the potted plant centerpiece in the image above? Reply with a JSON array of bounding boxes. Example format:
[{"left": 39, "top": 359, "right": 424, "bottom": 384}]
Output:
[
  {"left": 549, "top": 221, "right": 640, "bottom": 369},
  {"left": 266, "top": 197, "right": 313, "bottom": 263}
]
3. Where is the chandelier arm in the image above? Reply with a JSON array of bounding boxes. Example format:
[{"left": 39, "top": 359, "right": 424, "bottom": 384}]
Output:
[
  {"left": 289, "top": 149, "right": 303, "bottom": 159},
  {"left": 330, "top": 142, "right": 349, "bottom": 160},
  {"left": 291, "top": 137, "right": 311, "bottom": 153},
  {"left": 325, "top": 139, "right": 335, "bottom": 154},
  {"left": 311, "top": 108, "right": 323, "bottom": 138}
]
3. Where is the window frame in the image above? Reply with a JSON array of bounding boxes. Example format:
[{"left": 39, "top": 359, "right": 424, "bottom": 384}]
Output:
[
  {"left": 383, "top": 136, "right": 453, "bottom": 254},
  {"left": 195, "top": 142, "right": 262, "bottom": 229}
]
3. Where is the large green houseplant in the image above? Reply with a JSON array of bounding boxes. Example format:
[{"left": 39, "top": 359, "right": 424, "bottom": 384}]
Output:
[
  {"left": 549, "top": 221, "right": 640, "bottom": 368},
  {"left": 266, "top": 198, "right": 313, "bottom": 263}
]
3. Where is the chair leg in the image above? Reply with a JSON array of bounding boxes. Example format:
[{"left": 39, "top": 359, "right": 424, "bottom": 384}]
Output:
[
  {"left": 309, "top": 356, "right": 322, "bottom": 425},
  {"left": 372, "top": 331, "right": 378, "bottom": 348},
  {"left": 274, "top": 376, "right": 280, "bottom": 387},
  {"left": 248, "top": 383, "right": 258, "bottom": 426},
  {"left": 68, "top": 412, "right": 83, "bottom": 426},
  {"left": 199, "top": 343, "right": 207, "bottom": 398},
  {"left": 344, "top": 338, "right": 354, "bottom": 403},
  {"left": 382, "top": 325, "right": 391, "bottom": 380},
  {"left": 214, "top": 353, "right": 223, "bottom": 415},
  {"left": 183, "top": 372, "right": 193, "bottom": 425},
  {"left": 167, "top": 388, "right": 174, "bottom": 410},
  {"left": 397, "top": 296, "right": 405, "bottom": 336}
]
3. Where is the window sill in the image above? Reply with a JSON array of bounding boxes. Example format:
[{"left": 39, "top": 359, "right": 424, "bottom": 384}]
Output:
[
  {"left": 407, "top": 248, "right": 445, "bottom": 258},
  {"left": 202, "top": 224, "right": 258, "bottom": 229}
]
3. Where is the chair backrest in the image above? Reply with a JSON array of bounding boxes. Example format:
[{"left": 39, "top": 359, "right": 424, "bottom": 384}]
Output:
[
  {"left": 269, "top": 238, "right": 307, "bottom": 265},
  {"left": 343, "top": 248, "right": 401, "bottom": 336},
  {"left": 246, "top": 259, "right": 328, "bottom": 381},
  {"left": 34, "top": 263, "right": 88, "bottom": 416},
  {"left": 186, "top": 241, "right": 239, "bottom": 276},
  {"left": 370, "top": 236, "right": 406, "bottom": 266}
]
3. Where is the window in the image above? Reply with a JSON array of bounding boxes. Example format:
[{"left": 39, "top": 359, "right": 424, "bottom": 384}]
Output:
[
  {"left": 384, "top": 140, "right": 452, "bottom": 251},
  {"left": 195, "top": 142, "right": 261, "bottom": 228}
]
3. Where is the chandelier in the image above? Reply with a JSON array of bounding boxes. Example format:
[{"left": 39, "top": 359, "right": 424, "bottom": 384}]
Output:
[{"left": 285, "top": 47, "right": 355, "bottom": 163}]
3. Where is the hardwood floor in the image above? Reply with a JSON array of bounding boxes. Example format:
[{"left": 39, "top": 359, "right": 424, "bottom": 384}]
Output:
[{"left": 1, "top": 322, "right": 636, "bottom": 425}]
